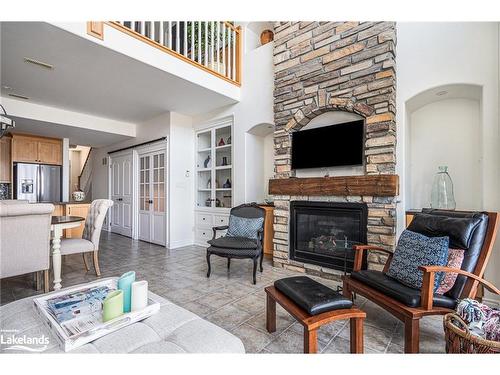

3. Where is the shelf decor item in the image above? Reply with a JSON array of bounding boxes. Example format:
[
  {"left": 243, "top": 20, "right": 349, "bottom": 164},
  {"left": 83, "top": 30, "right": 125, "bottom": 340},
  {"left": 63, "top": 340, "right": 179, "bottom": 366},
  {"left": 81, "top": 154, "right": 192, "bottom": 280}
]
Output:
[
  {"left": 117, "top": 271, "right": 136, "bottom": 313},
  {"left": 72, "top": 190, "right": 85, "bottom": 202},
  {"left": 223, "top": 179, "right": 232, "bottom": 189},
  {"left": 131, "top": 280, "right": 149, "bottom": 312},
  {"left": 260, "top": 29, "right": 274, "bottom": 45},
  {"left": 430, "top": 166, "right": 456, "bottom": 210},
  {"left": 207, "top": 178, "right": 211, "bottom": 189},
  {"left": 102, "top": 290, "right": 124, "bottom": 322},
  {"left": 218, "top": 138, "right": 225, "bottom": 146},
  {"left": 227, "top": 136, "right": 231, "bottom": 145},
  {"left": 203, "top": 155, "right": 211, "bottom": 168},
  {"left": 222, "top": 156, "right": 228, "bottom": 166}
]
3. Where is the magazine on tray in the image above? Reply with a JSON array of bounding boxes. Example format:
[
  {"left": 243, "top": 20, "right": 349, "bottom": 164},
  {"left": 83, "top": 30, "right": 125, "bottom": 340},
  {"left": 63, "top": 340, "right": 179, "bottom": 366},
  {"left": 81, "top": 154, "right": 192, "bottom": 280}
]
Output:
[{"left": 45, "top": 285, "right": 112, "bottom": 336}]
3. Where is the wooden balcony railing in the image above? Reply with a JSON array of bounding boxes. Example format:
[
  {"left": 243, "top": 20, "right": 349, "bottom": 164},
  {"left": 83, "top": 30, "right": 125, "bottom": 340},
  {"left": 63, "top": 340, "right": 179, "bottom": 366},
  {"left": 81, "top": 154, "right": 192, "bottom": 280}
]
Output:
[{"left": 88, "top": 21, "right": 242, "bottom": 86}]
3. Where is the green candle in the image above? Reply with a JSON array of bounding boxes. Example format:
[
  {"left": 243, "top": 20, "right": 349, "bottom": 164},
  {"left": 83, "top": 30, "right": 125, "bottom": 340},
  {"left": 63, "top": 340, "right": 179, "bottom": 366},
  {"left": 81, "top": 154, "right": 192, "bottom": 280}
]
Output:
[{"left": 102, "top": 290, "right": 124, "bottom": 322}]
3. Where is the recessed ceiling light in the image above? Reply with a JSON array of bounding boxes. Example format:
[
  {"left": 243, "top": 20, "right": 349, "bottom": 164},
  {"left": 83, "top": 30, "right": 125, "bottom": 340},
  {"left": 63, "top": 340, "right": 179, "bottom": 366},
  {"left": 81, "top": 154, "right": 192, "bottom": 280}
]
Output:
[
  {"left": 8, "top": 93, "right": 29, "bottom": 100},
  {"left": 436, "top": 90, "right": 448, "bottom": 96},
  {"left": 24, "top": 57, "right": 54, "bottom": 70}
]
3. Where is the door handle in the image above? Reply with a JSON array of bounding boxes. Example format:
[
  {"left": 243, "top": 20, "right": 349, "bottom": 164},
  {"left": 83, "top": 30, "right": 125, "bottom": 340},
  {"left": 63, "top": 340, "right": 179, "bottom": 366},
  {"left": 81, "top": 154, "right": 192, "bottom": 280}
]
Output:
[{"left": 148, "top": 200, "right": 153, "bottom": 204}]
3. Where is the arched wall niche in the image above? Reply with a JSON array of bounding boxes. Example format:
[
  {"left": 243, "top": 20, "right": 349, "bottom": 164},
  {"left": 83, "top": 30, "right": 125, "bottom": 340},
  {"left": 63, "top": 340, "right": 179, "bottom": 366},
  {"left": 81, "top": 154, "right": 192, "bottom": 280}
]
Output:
[
  {"left": 405, "top": 83, "right": 483, "bottom": 210},
  {"left": 246, "top": 122, "right": 274, "bottom": 203}
]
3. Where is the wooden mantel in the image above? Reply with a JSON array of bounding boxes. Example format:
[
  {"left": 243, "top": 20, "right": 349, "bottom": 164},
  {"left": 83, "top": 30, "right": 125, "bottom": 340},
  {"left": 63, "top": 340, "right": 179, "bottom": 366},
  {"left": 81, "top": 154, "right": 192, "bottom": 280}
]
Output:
[{"left": 268, "top": 175, "right": 399, "bottom": 197}]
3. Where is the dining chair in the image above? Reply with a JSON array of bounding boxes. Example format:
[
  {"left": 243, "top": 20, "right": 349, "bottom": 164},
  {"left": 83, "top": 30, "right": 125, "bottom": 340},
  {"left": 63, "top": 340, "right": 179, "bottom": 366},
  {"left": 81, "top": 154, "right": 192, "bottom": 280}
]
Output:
[
  {"left": 59, "top": 199, "right": 113, "bottom": 276},
  {"left": 0, "top": 201, "right": 54, "bottom": 292}
]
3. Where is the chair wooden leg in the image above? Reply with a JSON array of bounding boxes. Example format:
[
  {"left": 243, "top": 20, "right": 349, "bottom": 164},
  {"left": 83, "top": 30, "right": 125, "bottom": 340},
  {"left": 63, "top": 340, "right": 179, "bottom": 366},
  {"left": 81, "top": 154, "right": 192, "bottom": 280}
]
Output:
[
  {"left": 252, "top": 257, "right": 257, "bottom": 284},
  {"left": 82, "top": 253, "right": 90, "bottom": 272},
  {"left": 206, "top": 252, "right": 211, "bottom": 278},
  {"left": 259, "top": 252, "right": 264, "bottom": 272},
  {"left": 227, "top": 258, "right": 231, "bottom": 270},
  {"left": 350, "top": 317, "right": 364, "bottom": 353},
  {"left": 266, "top": 293, "right": 276, "bottom": 333},
  {"left": 404, "top": 318, "right": 420, "bottom": 353},
  {"left": 43, "top": 269, "right": 50, "bottom": 293},
  {"left": 35, "top": 271, "right": 42, "bottom": 291},
  {"left": 304, "top": 328, "right": 318, "bottom": 353},
  {"left": 92, "top": 251, "right": 101, "bottom": 276}
]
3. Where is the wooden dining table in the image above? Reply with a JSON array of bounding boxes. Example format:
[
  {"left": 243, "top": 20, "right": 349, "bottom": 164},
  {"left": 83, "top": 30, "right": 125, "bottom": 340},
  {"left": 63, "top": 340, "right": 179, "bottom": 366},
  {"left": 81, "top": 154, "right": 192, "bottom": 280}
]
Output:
[{"left": 51, "top": 215, "right": 85, "bottom": 290}]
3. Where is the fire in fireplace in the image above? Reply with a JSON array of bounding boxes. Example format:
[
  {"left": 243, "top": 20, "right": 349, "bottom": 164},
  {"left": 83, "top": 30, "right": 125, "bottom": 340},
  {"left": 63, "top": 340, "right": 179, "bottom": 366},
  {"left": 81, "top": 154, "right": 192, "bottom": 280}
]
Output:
[{"left": 289, "top": 201, "right": 368, "bottom": 273}]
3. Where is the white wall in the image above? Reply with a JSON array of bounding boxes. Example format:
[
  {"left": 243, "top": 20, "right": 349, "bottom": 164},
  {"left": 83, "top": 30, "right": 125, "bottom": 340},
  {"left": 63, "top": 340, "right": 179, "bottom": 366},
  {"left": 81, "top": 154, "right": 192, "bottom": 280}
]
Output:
[
  {"left": 408, "top": 98, "right": 481, "bottom": 210},
  {"left": 168, "top": 112, "right": 195, "bottom": 248},
  {"left": 263, "top": 133, "right": 274, "bottom": 200},
  {"left": 245, "top": 132, "right": 265, "bottom": 203},
  {"left": 397, "top": 22, "right": 500, "bottom": 305},
  {"left": 193, "top": 30, "right": 274, "bottom": 205},
  {"left": 69, "top": 150, "right": 81, "bottom": 193},
  {"left": 92, "top": 112, "right": 171, "bottom": 201}
]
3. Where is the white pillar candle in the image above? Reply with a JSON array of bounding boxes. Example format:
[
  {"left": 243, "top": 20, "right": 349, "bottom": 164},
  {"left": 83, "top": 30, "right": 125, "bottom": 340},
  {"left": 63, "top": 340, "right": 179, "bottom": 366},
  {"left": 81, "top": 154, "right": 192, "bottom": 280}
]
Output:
[{"left": 131, "top": 280, "right": 148, "bottom": 312}]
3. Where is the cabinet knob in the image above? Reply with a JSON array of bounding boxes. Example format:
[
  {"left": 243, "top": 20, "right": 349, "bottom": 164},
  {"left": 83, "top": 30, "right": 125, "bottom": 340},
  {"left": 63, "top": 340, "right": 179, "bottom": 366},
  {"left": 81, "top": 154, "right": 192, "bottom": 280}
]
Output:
[{"left": 202, "top": 217, "right": 205, "bottom": 221}]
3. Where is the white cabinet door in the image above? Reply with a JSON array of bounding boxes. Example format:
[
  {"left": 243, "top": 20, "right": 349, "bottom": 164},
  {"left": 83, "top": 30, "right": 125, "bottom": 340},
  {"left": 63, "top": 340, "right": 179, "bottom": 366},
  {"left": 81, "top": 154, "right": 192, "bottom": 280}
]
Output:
[
  {"left": 138, "top": 151, "right": 166, "bottom": 246},
  {"left": 110, "top": 153, "right": 133, "bottom": 237}
]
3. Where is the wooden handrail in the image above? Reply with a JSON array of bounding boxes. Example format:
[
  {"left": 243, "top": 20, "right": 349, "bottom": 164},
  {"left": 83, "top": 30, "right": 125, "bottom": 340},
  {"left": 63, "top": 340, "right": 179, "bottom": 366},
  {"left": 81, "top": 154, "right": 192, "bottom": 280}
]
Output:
[{"left": 88, "top": 21, "right": 241, "bottom": 86}]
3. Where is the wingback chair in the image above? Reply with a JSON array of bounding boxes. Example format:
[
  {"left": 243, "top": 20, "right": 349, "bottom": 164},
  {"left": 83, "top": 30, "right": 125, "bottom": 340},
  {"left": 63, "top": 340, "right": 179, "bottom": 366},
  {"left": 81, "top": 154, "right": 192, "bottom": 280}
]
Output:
[
  {"left": 342, "top": 209, "right": 499, "bottom": 353},
  {"left": 206, "top": 203, "right": 266, "bottom": 284},
  {"left": 60, "top": 199, "right": 113, "bottom": 276},
  {"left": 0, "top": 201, "right": 54, "bottom": 292}
]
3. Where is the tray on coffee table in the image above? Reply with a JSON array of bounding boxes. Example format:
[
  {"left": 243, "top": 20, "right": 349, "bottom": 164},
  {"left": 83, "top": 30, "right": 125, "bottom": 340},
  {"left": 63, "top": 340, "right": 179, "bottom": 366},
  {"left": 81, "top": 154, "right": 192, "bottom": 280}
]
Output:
[{"left": 33, "top": 278, "right": 161, "bottom": 352}]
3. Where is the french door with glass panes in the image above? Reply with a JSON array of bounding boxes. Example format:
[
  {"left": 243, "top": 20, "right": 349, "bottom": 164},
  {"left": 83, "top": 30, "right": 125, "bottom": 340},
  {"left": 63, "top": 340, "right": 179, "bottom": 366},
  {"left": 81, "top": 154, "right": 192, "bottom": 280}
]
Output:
[{"left": 138, "top": 151, "right": 166, "bottom": 245}]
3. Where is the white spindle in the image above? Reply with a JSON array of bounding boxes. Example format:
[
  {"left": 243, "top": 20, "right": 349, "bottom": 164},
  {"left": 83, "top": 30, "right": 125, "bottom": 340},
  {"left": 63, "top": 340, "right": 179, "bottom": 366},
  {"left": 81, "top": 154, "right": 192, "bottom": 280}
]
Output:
[
  {"left": 190, "top": 22, "right": 195, "bottom": 60},
  {"left": 216, "top": 22, "right": 220, "bottom": 72},
  {"left": 204, "top": 22, "right": 208, "bottom": 66},
  {"left": 168, "top": 21, "right": 172, "bottom": 49},
  {"left": 222, "top": 23, "right": 226, "bottom": 76},
  {"left": 183, "top": 21, "right": 188, "bottom": 56},
  {"left": 232, "top": 29, "right": 236, "bottom": 81},
  {"left": 211, "top": 21, "right": 215, "bottom": 69},
  {"left": 159, "top": 22, "right": 164, "bottom": 46},
  {"left": 176, "top": 22, "right": 180, "bottom": 53},
  {"left": 227, "top": 26, "right": 231, "bottom": 78},
  {"left": 197, "top": 21, "right": 202, "bottom": 64},
  {"left": 141, "top": 21, "right": 145, "bottom": 36}
]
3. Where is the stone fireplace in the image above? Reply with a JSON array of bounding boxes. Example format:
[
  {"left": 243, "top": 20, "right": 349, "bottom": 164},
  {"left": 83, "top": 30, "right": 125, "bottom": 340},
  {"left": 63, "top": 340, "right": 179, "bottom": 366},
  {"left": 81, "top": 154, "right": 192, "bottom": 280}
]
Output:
[{"left": 271, "top": 22, "right": 398, "bottom": 279}]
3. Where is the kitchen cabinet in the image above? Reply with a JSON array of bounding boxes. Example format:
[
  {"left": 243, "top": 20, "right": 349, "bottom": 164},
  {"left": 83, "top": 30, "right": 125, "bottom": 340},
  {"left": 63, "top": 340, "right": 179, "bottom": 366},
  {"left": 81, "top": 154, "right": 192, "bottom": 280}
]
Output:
[
  {"left": 0, "top": 136, "right": 12, "bottom": 183},
  {"left": 12, "top": 134, "right": 62, "bottom": 165}
]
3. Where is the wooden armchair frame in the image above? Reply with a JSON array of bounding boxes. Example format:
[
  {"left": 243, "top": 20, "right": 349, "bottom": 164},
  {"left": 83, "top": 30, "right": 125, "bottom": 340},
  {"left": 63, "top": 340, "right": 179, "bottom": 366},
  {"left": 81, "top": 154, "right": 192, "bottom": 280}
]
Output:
[{"left": 342, "top": 211, "right": 499, "bottom": 353}]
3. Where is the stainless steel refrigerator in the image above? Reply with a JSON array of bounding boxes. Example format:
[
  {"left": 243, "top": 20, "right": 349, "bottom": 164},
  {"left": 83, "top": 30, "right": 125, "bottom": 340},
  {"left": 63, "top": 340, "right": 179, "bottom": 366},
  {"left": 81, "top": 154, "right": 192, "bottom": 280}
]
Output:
[{"left": 14, "top": 163, "right": 62, "bottom": 203}]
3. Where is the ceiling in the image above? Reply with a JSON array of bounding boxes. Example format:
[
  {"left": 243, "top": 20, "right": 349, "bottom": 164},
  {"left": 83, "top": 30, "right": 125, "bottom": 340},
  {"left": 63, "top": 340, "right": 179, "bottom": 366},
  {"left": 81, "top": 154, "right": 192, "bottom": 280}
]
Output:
[
  {"left": 9, "top": 116, "right": 133, "bottom": 147},
  {"left": 0, "top": 22, "right": 237, "bottom": 123}
]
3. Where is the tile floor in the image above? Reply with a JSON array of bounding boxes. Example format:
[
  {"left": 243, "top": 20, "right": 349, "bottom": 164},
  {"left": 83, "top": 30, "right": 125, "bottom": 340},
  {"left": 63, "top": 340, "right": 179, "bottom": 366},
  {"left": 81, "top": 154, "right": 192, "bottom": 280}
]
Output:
[{"left": 0, "top": 231, "right": 446, "bottom": 353}]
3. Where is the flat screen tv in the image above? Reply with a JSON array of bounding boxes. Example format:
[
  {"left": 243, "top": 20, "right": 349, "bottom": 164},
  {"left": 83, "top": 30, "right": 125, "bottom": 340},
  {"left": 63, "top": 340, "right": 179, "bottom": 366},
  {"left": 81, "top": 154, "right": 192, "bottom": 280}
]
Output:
[{"left": 291, "top": 120, "right": 364, "bottom": 170}]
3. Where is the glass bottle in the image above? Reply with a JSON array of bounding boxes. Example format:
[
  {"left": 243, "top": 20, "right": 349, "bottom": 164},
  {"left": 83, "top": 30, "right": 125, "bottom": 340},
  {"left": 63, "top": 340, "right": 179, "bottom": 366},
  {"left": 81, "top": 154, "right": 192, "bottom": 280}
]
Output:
[{"left": 430, "top": 166, "right": 456, "bottom": 209}]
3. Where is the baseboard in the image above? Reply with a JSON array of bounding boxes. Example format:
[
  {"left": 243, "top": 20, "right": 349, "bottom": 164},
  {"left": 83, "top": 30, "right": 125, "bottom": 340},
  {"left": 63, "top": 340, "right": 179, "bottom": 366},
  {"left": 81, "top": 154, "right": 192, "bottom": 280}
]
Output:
[{"left": 168, "top": 239, "right": 194, "bottom": 249}]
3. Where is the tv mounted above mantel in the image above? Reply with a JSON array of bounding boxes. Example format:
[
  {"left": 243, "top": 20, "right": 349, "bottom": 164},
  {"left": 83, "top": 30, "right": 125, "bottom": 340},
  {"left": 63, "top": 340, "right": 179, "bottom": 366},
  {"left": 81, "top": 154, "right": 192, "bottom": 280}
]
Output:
[{"left": 291, "top": 120, "right": 364, "bottom": 170}]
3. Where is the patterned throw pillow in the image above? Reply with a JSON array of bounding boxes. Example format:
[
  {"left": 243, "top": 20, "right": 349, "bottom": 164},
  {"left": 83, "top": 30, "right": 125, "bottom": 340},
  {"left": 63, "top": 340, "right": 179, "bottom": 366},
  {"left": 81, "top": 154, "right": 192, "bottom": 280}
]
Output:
[
  {"left": 226, "top": 215, "right": 264, "bottom": 239},
  {"left": 436, "top": 248, "right": 465, "bottom": 295},
  {"left": 386, "top": 230, "right": 449, "bottom": 291}
]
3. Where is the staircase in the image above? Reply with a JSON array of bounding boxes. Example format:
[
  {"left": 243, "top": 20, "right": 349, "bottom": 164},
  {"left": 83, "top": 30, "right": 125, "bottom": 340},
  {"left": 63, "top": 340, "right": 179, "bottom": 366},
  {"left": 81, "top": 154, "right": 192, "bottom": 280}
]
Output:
[{"left": 78, "top": 148, "right": 93, "bottom": 199}]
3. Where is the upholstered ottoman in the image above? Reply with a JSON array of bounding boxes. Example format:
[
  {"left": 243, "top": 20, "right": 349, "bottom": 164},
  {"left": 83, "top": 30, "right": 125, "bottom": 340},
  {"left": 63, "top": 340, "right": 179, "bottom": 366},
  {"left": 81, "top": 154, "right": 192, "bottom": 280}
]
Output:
[
  {"left": 0, "top": 291, "right": 244, "bottom": 353},
  {"left": 265, "top": 276, "right": 366, "bottom": 353}
]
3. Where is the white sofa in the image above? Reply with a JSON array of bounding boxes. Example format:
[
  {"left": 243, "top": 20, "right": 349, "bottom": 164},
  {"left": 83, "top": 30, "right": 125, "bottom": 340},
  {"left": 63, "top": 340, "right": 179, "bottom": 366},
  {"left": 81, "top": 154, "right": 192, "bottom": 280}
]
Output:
[{"left": 0, "top": 291, "right": 245, "bottom": 353}]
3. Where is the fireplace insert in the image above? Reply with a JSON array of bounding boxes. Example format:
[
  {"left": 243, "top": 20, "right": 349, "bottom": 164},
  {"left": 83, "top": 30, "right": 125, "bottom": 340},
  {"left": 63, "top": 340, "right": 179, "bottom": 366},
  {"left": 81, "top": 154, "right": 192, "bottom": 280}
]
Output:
[{"left": 289, "top": 201, "right": 368, "bottom": 273}]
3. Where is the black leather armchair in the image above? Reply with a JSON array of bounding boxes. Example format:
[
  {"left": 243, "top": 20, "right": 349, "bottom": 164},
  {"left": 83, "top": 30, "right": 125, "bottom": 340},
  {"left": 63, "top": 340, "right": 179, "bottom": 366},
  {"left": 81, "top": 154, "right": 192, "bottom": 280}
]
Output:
[
  {"left": 343, "top": 209, "right": 499, "bottom": 353},
  {"left": 206, "top": 203, "right": 266, "bottom": 284}
]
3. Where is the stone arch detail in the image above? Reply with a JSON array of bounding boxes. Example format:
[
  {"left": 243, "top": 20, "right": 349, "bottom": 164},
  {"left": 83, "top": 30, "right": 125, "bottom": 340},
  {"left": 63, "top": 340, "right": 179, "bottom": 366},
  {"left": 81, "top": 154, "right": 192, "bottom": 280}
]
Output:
[{"left": 284, "top": 93, "right": 376, "bottom": 133}]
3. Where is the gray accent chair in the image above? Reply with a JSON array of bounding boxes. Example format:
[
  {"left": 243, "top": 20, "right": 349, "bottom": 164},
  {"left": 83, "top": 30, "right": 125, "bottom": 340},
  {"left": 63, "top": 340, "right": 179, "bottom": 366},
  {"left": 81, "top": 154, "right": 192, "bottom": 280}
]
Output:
[
  {"left": 206, "top": 203, "right": 265, "bottom": 284},
  {"left": 60, "top": 199, "right": 113, "bottom": 276},
  {"left": 0, "top": 201, "right": 54, "bottom": 292}
]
